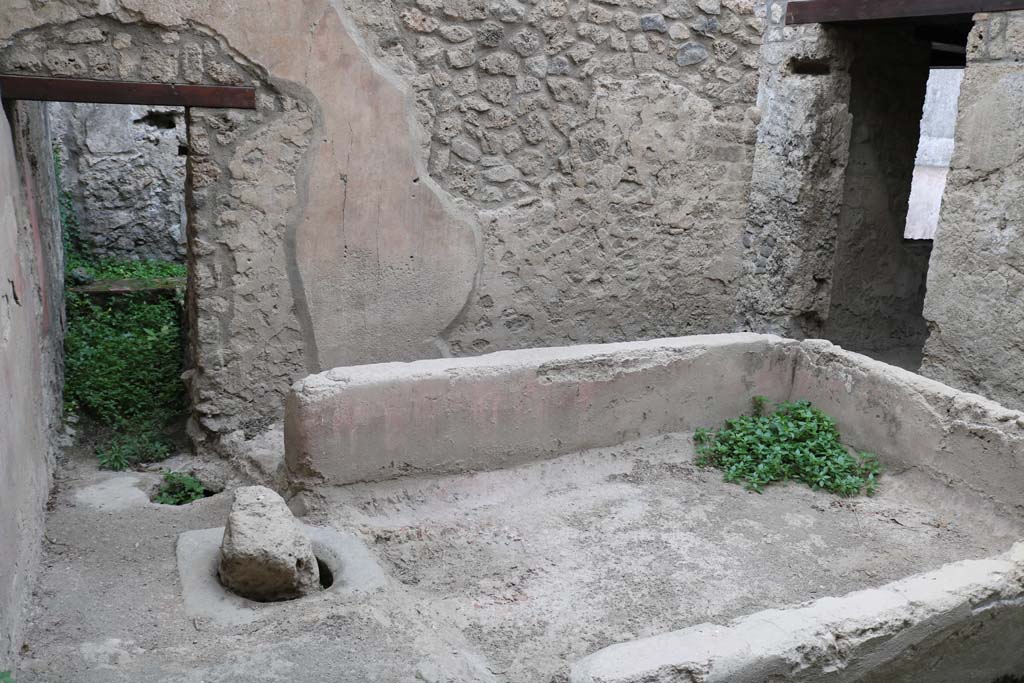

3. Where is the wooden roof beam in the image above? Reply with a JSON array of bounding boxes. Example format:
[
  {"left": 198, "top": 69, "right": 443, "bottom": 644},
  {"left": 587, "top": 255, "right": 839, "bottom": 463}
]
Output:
[{"left": 0, "top": 75, "right": 256, "bottom": 109}]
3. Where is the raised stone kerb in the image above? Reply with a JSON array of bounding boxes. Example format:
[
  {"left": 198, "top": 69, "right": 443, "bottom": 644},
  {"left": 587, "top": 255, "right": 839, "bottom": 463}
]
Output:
[{"left": 570, "top": 543, "right": 1024, "bottom": 683}]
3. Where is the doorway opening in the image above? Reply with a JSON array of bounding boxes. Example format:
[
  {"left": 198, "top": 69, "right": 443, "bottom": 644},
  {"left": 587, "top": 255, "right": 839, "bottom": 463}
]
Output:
[
  {"left": 53, "top": 101, "right": 191, "bottom": 468},
  {"left": 822, "top": 18, "right": 970, "bottom": 370},
  {"left": 904, "top": 68, "right": 964, "bottom": 240}
]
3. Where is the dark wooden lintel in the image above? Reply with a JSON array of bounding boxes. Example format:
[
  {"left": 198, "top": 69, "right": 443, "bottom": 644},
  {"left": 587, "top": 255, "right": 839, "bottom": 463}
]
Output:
[
  {"left": 69, "top": 277, "right": 187, "bottom": 295},
  {"left": 786, "top": 0, "right": 1024, "bottom": 24},
  {"left": 0, "top": 75, "right": 256, "bottom": 109}
]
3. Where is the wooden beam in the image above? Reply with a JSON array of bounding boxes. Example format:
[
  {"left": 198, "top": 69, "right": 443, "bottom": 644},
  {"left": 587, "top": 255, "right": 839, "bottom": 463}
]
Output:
[
  {"left": 786, "top": 0, "right": 1024, "bottom": 24},
  {"left": 0, "top": 75, "right": 256, "bottom": 109},
  {"left": 69, "top": 277, "right": 187, "bottom": 295}
]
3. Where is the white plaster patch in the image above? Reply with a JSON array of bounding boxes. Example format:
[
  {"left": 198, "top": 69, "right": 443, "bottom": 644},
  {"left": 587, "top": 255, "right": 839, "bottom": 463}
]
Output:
[
  {"left": 79, "top": 638, "right": 143, "bottom": 668},
  {"left": 74, "top": 474, "right": 153, "bottom": 511}
]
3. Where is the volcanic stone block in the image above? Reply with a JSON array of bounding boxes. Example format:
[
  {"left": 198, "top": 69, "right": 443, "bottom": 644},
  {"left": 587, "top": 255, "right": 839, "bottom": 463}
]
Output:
[{"left": 218, "top": 486, "right": 320, "bottom": 602}]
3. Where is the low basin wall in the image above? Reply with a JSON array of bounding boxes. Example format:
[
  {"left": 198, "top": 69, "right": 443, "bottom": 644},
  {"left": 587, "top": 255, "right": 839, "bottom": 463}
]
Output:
[
  {"left": 285, "top": 333, "right": 1024, "bottom": 681},
  {"left": 285, "top": 334, "right": 795, "bottom": 484},
  {"left": 570, "top": 542, "right": 1024, "bottom": 683},
  {"left": 286, "top": 334, "right": 1024, "bottom": 521}
]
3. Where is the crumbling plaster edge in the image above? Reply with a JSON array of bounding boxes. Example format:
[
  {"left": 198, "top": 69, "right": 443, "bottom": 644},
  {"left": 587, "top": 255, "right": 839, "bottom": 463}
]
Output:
[{"left": 326, "top": 0, "right": 484, "bottom": 360}]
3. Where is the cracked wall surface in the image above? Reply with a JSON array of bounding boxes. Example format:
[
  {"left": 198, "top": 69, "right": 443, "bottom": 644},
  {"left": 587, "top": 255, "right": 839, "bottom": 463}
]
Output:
[
  {"left": 922, "top": 11, "right": 1024, "bottom": 410},
  {"left": 343, "top": 0, "right": 766, "bottom": 352}
]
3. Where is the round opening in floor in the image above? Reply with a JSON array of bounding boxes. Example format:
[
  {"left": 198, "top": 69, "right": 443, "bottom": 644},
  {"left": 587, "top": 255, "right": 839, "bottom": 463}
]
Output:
[
  {"left": 317, "top": 556, "right": 334, "bottom": 589},
  {"left": 151, "top": 470, "right": 221, "bottom": 505}
]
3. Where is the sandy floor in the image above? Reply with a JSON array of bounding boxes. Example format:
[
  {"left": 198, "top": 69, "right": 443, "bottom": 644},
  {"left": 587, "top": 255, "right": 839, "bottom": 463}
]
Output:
[{"left": 16, "top": 433, "right": 1023, "bottom": 682}]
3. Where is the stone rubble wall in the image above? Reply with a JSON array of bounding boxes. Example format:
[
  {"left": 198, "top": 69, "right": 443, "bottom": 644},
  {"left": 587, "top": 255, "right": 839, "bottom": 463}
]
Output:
[
  {"left": 345, "top": 0, "right": 767, "bottom": 354},
  {"left": 49, "top": 101, "right": 187, "bottom": 262},
  {"left": 1, "top": 0, "right": 770, "bottom": 446},
  {"left": 740, "top": 14, "right": 935, "bottom": 368},
  {"left": 921, "top": 10, "right": 1024, "bottom": 411},
  {"left": 736, "top": 12, "right": 853, "bottom": 338},
  {"left": 821, "top": 27, "right": 933, "bottom": 367},
  {"left": 6, "top": 0, "right": 1024, "bottom": 460}
]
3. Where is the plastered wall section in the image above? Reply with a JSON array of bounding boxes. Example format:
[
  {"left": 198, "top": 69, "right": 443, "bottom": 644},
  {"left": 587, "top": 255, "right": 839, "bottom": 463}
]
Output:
[
  {"left": 570, "top": 542, "right": 1024, "bottom": 683},
  {"left": 287, "top": 334, "right": 1024, "bottom": 525},
  {"left": 0, "top": 101, "right": 63, "bottom": 670},
  {"left": 285, "top": 333, "right": 795, "bottom": 484},
  {"left": 921, "top": 10, "right": 1024, "bottom": 411}
]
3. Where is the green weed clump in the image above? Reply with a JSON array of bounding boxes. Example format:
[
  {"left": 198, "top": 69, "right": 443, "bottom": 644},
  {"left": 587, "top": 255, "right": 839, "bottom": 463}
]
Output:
[
  {"left": 695, "top": 397, "right": 881, "bottom": 496},
  {"left": 64, "top": 289, "right": 184, "bottom": 428},
  {"left": 96, "top": 428, "right": 175, "bottom": 471},
  {"left": 153, "top": 471, "right": 207, "bottom": 506}
]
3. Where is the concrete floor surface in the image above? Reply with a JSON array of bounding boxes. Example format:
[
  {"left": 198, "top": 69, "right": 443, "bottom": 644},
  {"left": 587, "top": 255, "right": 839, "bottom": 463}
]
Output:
[{"left": 16, "top": 433, "right": 1022, "bottom": 682}]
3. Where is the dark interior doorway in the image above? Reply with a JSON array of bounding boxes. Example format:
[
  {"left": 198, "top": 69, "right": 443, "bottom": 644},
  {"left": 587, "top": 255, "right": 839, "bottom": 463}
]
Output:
[{"left": 820, "top": 17, "right": 971, "bottom": 370}]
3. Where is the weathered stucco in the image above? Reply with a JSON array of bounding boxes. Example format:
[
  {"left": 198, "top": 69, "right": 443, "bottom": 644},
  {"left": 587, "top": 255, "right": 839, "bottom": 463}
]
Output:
[
  {"left": 922, "top": 11, "right": 1024, "bottom": 409},
  {"left": 287, "top": 334, "right": 1024, "bottom": 523},
  {"left": 50, "top": 102, "right": 188, "bottom": 262},
  {"left": 738, "top": 15, "right": 852, "bottom": 338},
  {"left": 285, "top": 334, "right": 793, "bottom": 484},
  {"left": 0, "top": 101, "right": 63, "bottom": 670},
  {"left": 571, "top": 542, "right": 1024, "bottom": 683},
  {"left": 1, "top": 0, "right": 773, "bottom": 443},
  {"left": 742, "top": 14, "right": 937, "bottom": 369}
]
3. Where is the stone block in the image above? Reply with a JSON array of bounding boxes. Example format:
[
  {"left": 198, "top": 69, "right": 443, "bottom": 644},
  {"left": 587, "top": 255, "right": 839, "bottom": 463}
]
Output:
[{"left": 218, "top": 486, "right": 320, "bottom": 602}]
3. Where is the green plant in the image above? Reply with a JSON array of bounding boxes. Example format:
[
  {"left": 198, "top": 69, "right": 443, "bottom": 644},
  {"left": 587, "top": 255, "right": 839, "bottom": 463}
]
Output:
[
  {"left": 1, "top": 670, "right": 13, "bottom": 683},
  {"left": 154, "top": 471, "right": 207, "bottom": 505},
  {"left": 96, "top": 428, "right": 174, "bottom": 472},
  {"left": 695, "top": 397, "right": 882, "bottom": 496},
  {"left": 85, "top": 258, "right": 186, "bottom": 282},
  {"left": 64, "top": 291, "right": 184, "bottom": 427},
  {"left": 53, "top": 145, "right": 88, "bottom": 276}
]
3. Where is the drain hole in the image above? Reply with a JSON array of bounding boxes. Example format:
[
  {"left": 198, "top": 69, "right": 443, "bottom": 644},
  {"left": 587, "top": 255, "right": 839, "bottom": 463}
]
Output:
[
  {"left": 317, "top": 557, "right": 334, "bottom": 589},
  {"left": 151, "top": 471, "right": 221, "bottom": 505}
]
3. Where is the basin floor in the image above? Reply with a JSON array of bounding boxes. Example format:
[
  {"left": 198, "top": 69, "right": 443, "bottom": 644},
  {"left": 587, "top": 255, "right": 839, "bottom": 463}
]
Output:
[
  {"left": 17, "top": 433, "right": 1023, "bottom": 682},
  {"left": 309, "top": 432, "right": 1022, "bottom": 682}
]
